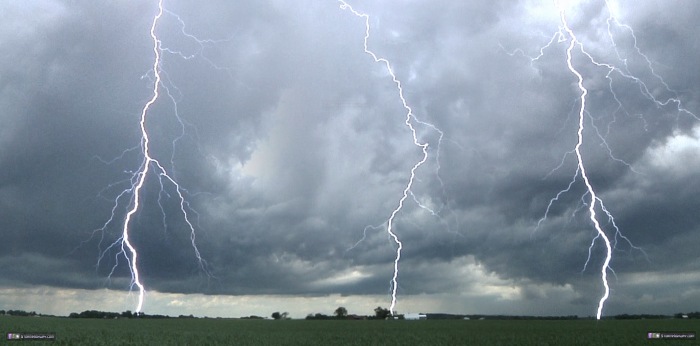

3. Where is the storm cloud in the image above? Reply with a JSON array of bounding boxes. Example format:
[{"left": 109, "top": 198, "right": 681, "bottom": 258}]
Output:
[{"left": 1, "top": 0, "right": 699, "bottom": 318}]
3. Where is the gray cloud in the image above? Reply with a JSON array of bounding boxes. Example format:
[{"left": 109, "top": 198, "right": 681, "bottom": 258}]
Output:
[{"left": 1, "top": 0, "right": 699, "bottom": 317}]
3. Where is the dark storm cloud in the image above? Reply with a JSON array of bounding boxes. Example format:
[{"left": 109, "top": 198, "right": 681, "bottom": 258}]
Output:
[{"left": 1, "top": 0, "right": 699, "bottom": 316}]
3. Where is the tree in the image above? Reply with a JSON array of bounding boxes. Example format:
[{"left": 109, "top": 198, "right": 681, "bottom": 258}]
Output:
[
  {"left": 334, "top": 307, "right": 348, "bottom": 319},
  {"left": 374, "top": 306, "right": 391, "bottom": 320},
  {"left": 272, "top": 312, "right": 289, "bottom": 320}
]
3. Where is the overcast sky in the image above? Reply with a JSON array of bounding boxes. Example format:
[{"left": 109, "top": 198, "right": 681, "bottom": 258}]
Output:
[{"left": 1, "top": 0, "right": 699, "bottom": 318}]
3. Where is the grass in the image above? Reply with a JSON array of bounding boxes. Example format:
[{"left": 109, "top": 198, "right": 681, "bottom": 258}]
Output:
[{"left": 1, "top": 316, "right": 698, "bottom": 345}]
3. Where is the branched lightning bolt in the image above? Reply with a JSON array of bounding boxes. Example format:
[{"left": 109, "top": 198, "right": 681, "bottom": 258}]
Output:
[
  {"left": 545, "top": 0, "right": 691, "bottom": 319},
  {"left": 118, "top": 0, "right": 167, "bottom": 313},
  {"left": 92, "top": 0, "right": 211, "bottom": 312},
  {"left": 558, "top": 13, "right": 613, "bottom": 319},
  {"left": 519, "top": 0, "right": 699, "bottom": 319},
  {"left": 340, "top": 1, "right": 443, "bottom": 315}
]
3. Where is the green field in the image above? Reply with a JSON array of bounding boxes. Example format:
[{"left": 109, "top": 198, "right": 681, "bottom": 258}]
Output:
[{"left": 1, "top": 316, "right": 698, "bottom": 345}]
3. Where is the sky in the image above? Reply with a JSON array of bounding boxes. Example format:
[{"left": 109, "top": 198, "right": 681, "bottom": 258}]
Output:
[{"left": 1, "top": 0, "right": 699, "bottom": 319}]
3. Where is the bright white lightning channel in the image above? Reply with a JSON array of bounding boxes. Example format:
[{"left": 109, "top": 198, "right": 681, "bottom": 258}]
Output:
[
  {"left": 95, "top": 0, "right": 210, "bottom": 312},
  {"left": 558, "top": 10, "right": 613, "bottom": 320},
  {"left": 538, "top": 1, "right": 696, "bottom": 320},
  {"left": 339, "top": 1, "right": 441, "bottom": 315}
]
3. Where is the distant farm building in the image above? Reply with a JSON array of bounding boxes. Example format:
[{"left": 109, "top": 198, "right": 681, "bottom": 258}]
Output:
[{"left": 404, "top": 313, "right": 427, "bottom": 320}]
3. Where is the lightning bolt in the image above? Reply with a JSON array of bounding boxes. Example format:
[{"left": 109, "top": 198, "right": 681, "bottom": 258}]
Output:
[
  {"left": 559, "top": 11, "right": 613, "bottom": 319},
  {"left": 92, "top": 0, "right": 211, "bottom": 312},
  {"left": 532, "top": 0, "right": 696, "bottom": 319},
  {"left": 339, "top": 1, "right": 443, "bottom": 315},
  {"left": 118, "top": 0, "right": 167, "bottom": 313}
]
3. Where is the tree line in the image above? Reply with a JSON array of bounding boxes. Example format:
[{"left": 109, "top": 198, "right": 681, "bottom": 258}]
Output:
[
  {"left": 2, "top": 308, "right": 699, "bottom": 320},
  {"left": 0, "top": 310, "right": 38, "bottom": 317},
  {"left": 304, "top": 306, "right": 391, "bottom": 320},
  {"left": 67, "top": 310, "right": 171, "bottom": 319}
]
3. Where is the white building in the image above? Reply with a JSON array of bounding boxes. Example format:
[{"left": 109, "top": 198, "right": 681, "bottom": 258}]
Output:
[{"left": 404, "top": 313, "right": 427, "bottom": 320}]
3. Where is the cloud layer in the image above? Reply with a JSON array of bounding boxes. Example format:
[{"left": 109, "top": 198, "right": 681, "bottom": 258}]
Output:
[{"left": 1, "top": 0, "right": 699, "bottom": 317}]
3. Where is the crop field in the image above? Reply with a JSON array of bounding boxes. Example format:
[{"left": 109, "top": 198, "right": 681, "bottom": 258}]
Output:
[{"left": 1, "top": 315, "right": 698, "bottom": 345}]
